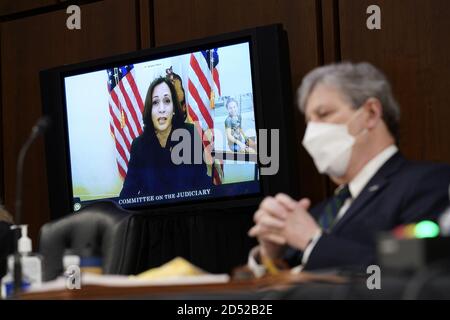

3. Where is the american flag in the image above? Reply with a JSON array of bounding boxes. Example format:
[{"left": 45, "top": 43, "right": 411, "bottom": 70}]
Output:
[
  {"left": 107, "top": 65, "right": 144, "bottom": 179},
  {"left": 187, "top": 49, "right": 223, "bottom": 185}
]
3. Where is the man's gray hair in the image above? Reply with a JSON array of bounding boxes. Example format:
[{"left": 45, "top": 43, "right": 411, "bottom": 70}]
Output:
[{"left": 297, "top": 62, "right": 400, "bottom": 139}]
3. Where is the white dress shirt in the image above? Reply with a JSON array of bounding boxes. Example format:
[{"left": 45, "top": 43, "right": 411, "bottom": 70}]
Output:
[{"left": 248, "top": 144, "right": 399, "bottom": 275}]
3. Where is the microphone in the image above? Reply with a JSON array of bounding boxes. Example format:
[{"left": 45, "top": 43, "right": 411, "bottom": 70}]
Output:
[
  {"left": 12, "top": 116, "right": 50, "bottom": 296},
  {"left": 15, "top": 116, "right": 51, "bottom": 225},
  {"left": 30, "top": 116, "right": 51, "bottom": 138}
]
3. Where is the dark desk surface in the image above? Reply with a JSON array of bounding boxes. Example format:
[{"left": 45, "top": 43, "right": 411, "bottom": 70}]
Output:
[
  {"left": 18, "top": 270, "right": 450, "bottom": 300},
  {"left": 19, "top": 272, "right": 347, "bottom": 300}
]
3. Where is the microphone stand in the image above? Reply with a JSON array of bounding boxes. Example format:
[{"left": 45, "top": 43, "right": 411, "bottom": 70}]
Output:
[{"left": 12, "top": 116, "right": 50, "bottom": 297}]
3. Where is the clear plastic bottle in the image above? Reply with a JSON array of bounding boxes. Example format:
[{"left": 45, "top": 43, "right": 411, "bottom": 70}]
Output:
[{"left": 1, "top": 225, "right": 42, "bottom": 299}]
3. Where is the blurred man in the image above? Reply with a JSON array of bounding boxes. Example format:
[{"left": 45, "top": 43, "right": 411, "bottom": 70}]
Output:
[
  {"left": 248, "top": 62, "right": 450, "bottom": 273},
  {"left": 0, "top": 202, "right": 14, "bottom": 277}
]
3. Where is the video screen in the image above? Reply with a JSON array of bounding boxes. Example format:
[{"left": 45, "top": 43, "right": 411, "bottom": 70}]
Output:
[{"left": 63, "top": 41, "right": 261, "bottom": 211}]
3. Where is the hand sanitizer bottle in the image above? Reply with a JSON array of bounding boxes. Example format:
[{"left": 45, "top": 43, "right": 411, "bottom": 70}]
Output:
[{"left": 1, "top": 225, "right": 42, "bottom": 299}]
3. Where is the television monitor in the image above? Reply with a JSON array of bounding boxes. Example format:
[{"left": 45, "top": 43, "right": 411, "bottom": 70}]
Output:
[{"left": 40, "top": 24, "right": 299, "bottom": 219}]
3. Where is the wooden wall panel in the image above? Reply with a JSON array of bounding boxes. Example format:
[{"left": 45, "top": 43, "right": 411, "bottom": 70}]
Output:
[
  {"left": 320, "top": 0, "right": 341, "bottom": 63},
  {"left": 0, "top": 0, "right": 58, "bottom": 17},
  {"left": 139, "top": 0, "right": 153, "bottom": 49},
  {"left": 152, "top": 0, "right": 329, "bottom": 204},
  {"left": 1, "top": 0, "right": 140, "bottom": 242},
  {"left": 338, "top": 0, "right": 450, "bottom": 163}
]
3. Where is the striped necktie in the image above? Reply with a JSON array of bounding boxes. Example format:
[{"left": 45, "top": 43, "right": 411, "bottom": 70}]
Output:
[{"left": 319, "top": 185, "right": 352, "bottom": 231}]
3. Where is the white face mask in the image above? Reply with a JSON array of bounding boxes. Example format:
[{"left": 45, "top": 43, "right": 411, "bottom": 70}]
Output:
[{"left": 302, "top": 109, "right": 366, "bottom": 177}]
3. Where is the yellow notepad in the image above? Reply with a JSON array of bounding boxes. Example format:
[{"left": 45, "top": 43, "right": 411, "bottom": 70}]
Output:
[{"left": 132, "top": 257, "right": 205, "bottom": 279}]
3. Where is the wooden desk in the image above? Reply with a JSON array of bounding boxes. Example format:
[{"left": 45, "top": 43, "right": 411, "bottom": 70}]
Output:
[{"left": 20, "top": 272, "right": 347, "bottom": 300}]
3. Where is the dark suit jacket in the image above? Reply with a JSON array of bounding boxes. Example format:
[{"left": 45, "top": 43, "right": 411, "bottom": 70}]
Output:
[
  {"left": 120, "top": 123, "right": 212, "bottom": 199},
  {"left": 285, "top": 152, "right": 450, "bottom": 271}
]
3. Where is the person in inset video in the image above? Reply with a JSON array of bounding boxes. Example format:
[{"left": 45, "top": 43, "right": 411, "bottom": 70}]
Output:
[
  {"left": 119, "top": 76, "right": 211, "bottom": 199},
  {"left": 224, "top": 97, "right": 256, "bottom": 153}
]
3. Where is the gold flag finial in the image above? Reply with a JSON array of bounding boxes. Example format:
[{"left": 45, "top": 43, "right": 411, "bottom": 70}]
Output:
[
  {"left": 120, "top": 110, "right": 126, "bottom": 128},
  {"left": 210, "top": 90, "right": 215, "bottom": 109}
]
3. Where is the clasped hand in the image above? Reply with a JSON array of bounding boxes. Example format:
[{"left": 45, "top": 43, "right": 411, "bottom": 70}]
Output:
[{"left": 248, "top": 193, "right": 320, "bottom": 260}]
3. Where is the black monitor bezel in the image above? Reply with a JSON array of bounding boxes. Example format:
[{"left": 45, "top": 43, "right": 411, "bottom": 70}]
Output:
[{"left": 41, "top": 24, "right": 297, "bottom": 219}]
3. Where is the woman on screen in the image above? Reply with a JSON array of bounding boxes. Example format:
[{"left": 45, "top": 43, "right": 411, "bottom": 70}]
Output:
[{"left": 119, "top": 77, "right": 211, "bottom": 199}]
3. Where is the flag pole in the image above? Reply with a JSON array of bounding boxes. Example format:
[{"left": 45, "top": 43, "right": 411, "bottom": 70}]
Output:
[
  {"left": 114, "top": 67, "right": 125, "bottom": 128},
  {"left": 209, "top": 50, "right": 215, "bottom": 110}
]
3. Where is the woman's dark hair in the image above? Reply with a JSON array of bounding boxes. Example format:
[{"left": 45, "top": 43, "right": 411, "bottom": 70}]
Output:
[{"left": 142, "top": 76, "right": 185, "bottom": 133}]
